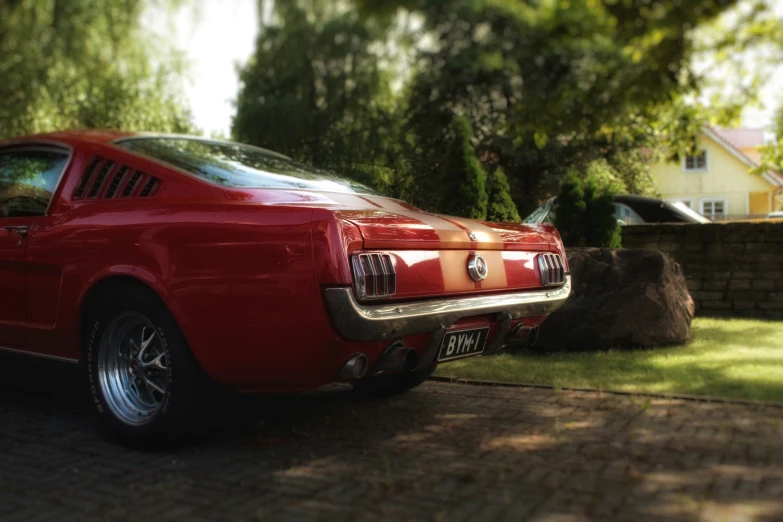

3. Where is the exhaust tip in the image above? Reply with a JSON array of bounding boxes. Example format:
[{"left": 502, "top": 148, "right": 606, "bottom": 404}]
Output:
[
  {"left": 403, "top": 348, "right": 418, "bottom": 372},
  {"left": 373, "top": 341, "right": 419, "bottom": 374},
  {"left": 506, "top": 324, "right": 540, "bottom": 347},
  {"left": 528, "top": 326, "right": 539, "bottom": 346},
  {"left": 338, "top": 353, "right": 369, "bottom": 381}
]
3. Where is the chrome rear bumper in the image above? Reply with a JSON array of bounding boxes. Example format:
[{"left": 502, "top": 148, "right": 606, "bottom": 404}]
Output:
[{"left": 324, "top": 275, "right": 571, "bottom": 342}]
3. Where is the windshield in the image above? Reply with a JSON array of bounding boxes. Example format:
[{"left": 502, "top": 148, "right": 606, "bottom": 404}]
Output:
[{"left": 116, "top": 137, "right": 379, "bottom": 195}]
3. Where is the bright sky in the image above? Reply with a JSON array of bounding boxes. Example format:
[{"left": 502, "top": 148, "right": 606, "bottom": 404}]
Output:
[
  {"left": 155, "top": 0, "right": 783, "bottom": 137},
  {"left": 165, "top": 0, "right": 260, "bottom": 137}
]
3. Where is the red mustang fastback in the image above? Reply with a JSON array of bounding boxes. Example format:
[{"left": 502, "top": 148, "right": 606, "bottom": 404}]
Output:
[{"left": 0, "top": 131, "right": 570, "bottom": 440}]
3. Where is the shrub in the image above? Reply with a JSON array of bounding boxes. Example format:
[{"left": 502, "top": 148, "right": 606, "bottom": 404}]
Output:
[
  {"left": 486, "top": 168, "right": 521, "bottom": 222},
  {"left": 439, "top": 115, "right": 488, "bottom": 219},
  {"left": 554, "top": 166, "right": 621, "bottom": 248}
]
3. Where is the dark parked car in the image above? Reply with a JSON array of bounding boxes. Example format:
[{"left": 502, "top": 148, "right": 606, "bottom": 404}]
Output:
[{"left": 523, "top": 194, "right": 711, "bottom": 226}]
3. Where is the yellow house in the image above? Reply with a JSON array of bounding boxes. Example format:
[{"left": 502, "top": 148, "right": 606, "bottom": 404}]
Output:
[{"left": 650, "top": 126, "right": 783, "bottom": 219}]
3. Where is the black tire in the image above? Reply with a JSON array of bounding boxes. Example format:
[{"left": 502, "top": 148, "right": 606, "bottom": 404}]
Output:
[
  {"left": 352, "top": 362, "right": 437, "bottom": 396},
  {"left": 84, "top": 283, "right": 209, "bottom": 445}
]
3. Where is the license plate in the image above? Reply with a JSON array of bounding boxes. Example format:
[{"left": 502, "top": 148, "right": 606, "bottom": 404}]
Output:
[{"left": 437, "top": 327, "right": 490, "bottom": 362}]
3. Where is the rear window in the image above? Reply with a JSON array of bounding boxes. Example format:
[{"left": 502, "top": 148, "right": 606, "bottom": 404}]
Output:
[{"left": 116, "top": 137, "right": 378, "bottom": 195}]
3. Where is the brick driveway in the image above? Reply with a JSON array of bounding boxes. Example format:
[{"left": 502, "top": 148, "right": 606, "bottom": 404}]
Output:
[{"left": 1, "top": 356, "right": 782, "bottom": 521}]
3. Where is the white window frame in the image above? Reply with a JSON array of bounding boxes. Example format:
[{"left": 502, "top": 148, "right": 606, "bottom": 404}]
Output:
[
  {"left": 682, "top": 149, "right": 708, "bottom": 172},
  {"left": 699, "top": 197, "right": 728, "bottom": 219}
]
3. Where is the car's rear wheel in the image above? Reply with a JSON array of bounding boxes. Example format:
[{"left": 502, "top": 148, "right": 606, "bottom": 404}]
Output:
[
  {"left": 351, "top": 362, "right": 437, "bottom": 395},
  {"left": 85, "top": 284, "right": 206, "bottom": 444}
]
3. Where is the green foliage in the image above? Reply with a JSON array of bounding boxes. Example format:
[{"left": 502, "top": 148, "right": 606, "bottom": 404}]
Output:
[
  {"left": 386, "top": 0, "right": 755, "bottom": 215},
  {"left": 437, "top": 115, "right": 487, "bottom": 219},
  {"left": 232, "top": 1, "right": 412, "bottom": 198},
  {"left": 0, "top": 0, "right": 194, "bottom": 140},
  {"left": 554, "top": 166, "right": 621, "bottom": 248},
  {"left": 485, "top": 168, "right": 520, "bottom": 222},
  {"left": 234, "top": 0, "right": 783, "bottom": 219},
  {"left": 435, "top": 318, "right": 783, "bottom": 402}
]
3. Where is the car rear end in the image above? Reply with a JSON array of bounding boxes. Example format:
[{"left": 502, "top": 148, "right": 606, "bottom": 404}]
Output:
[
  {"left": 108, "top": 134, "right": 570, "bottom": 390},
  {"left": 314, "top": 199, "right": 571, "bottom": 384}
]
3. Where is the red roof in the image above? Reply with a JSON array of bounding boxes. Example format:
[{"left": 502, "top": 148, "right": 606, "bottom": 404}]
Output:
[{"left": 714, "top": 128, "right": 765, "bottom": 150}]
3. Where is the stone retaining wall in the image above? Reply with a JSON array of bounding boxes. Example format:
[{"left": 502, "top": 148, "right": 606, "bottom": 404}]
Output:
[{"left": 621, "top": 222, "right": 783, "bottom": 318}]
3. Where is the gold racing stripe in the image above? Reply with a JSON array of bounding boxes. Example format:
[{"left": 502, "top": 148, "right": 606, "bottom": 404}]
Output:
[
  {"left": 327, "top": 195, "right": 510, "bottom": 291},
  {"left": 439, "top": 250, "right": 469, "bottom": 292},
  {"left": 475, "top": 250, "right": 508, "bottom": 289},
  {"left": 438, "top": 250, "right": 508, "bottom": 292},
  {"left": 442, "top": 216, "right": 504, "bottom": 248},
  {"left": 382, "top": 209, "right": 469, "bottom": 247}
]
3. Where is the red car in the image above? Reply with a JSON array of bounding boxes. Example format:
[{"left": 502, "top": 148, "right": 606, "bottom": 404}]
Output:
[{"left": 0, "top": 131, "right": 570, "bottom": 440}]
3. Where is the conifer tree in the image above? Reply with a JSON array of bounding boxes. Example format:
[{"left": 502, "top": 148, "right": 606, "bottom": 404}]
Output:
[
  {"left": 438, "top": 115, "right": 488, "bottom": 219},
  {"left": 486, "top": 168, "right": 520, "bottom": 222}
]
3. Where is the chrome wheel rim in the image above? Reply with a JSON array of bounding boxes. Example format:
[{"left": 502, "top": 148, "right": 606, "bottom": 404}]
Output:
[{"left": 98, "top": 312, "right": 169, "bottom": 426}]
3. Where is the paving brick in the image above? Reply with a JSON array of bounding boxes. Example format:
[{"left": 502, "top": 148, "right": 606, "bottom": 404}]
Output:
[{"left": 2, "top": 357, "right": 783, "bottom": 521}]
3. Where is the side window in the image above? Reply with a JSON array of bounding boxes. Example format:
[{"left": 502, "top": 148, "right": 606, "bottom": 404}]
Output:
[
  {"left": 615, "top": 203, "right": 645, "bottom": 225},
  {"left": 0, "top": 149, "right": 68, "bottom": 218}
]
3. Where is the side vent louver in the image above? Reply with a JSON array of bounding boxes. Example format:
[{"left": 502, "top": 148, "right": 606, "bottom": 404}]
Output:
[
  {"left": 73, "top": 156, "right": 102, "bottom": 199},
  {"left": 74, "top": 159, "right": 160, "bottom": 200},
  {"left": 122, "top": 172, "right": 142, "bottom": 197},
  {"left": 87, "top": 160, "right": 115, "bottom": 199},
  {"left": 104, "top": 166, "right": 129, "bottom": 198},
  {"left": 139, "top": 177, "right": 159, "bottom": 197}
]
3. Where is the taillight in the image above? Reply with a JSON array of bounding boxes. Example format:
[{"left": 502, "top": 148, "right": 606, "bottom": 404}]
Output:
[
  {"left": 538, "top": 253, "right": 565, "bottom": 286},
  {"left": 351, "top": 253, "right": 396, "bottom": 299}
]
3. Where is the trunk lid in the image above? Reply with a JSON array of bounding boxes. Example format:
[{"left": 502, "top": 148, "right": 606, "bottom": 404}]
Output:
[
  {"left": 332, "top": 199, "right": 554, "bottom": 252},
  {"left": 328, "top": 196, "right": 565, "bottom": 300}
]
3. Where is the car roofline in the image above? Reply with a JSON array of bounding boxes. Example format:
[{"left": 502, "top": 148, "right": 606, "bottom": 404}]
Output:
[
  {"left": 111, "top": 134, "right": 292, "bottom": 161},
  {"left": 108, "top": 136, "right": 415, "bottom": 203}
]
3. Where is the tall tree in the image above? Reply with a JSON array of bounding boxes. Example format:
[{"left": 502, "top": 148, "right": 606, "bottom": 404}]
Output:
[
  {"left": 233, "top": 0, "right": 780, "bottom": 219},
  {"left": 0, "top": 0, "right": 193, "bottom": 140},
  {"left": 233, "top": 1, "right": 410, "bottom": 197},
  {"left": 358, "top": 0, "right": 768, "bottom": 214}
]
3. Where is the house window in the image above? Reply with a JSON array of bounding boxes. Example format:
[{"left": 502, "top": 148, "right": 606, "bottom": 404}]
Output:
[
  {"left": 684, "top": 150, "right": 708, "bottom": 172},
  {"left": 700, "top": 198, "right": 727, "bottom": 219}
]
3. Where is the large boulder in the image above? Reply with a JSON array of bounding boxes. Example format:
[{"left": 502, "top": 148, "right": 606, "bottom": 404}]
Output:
[{"left": 537, "top": 248, "right": 695, "bottom": 351}]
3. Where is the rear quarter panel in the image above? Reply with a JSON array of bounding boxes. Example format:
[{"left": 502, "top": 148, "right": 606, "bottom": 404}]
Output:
[{"left": 28, "top": 199, "right": 350, "bottom": 388}]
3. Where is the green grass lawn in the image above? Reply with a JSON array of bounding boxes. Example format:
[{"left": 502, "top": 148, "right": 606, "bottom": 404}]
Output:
[{"left": 434, "top": 318, "right": 783, "bottom": 402}]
